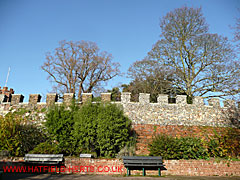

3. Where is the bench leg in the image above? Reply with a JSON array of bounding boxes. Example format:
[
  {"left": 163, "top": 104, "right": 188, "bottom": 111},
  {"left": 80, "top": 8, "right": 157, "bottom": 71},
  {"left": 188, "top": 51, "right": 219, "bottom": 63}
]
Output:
[
  {"left": 0, "top": 171, "right": 3, "bottom": 180},
  {"left": 142, "top": 168, "right": 145, "bottom": 176},
  {"left": 158, "top": 168, "right": 161, "bottom": 176},
  {"left": 127, "top": 168, "right": 130, "bottom": 176},
  {"left": 54, "top": 165, "right": 60, "bottom": 174}
]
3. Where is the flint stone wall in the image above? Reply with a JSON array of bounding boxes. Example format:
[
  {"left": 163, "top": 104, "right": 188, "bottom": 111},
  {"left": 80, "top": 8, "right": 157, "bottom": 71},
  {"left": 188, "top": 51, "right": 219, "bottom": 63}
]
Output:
[
  {"left": 0, "top": 92, "right": 239, "bottom": 128},
  {"left": 121, "top": 93, "right": 239, "bottom": 127}
]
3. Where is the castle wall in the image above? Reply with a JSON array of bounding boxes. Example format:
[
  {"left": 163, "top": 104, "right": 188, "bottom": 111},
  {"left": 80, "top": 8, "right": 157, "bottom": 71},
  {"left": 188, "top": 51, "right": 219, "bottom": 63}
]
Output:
[
  {"left": 0, "top": 91, "right": 239, "bottom": 155},
  {"left": 0, "top": 92, "right": 239, "bottom": 128},
  {"left": 121, "top": 93, "right": 238, "bottom": 127}
]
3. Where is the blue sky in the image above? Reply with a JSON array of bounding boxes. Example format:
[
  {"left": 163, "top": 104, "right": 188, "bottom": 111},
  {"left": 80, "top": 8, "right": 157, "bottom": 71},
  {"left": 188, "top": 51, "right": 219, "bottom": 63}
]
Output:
[{"left": 0, "top": 0, "right": 239, "bottom": 101}]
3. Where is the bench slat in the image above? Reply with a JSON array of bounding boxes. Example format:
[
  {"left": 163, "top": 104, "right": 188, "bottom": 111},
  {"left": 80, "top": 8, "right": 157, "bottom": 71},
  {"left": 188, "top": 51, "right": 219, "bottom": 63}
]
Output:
[
  {"left": 123, "top": 156, "right": 162, "bottom": 160},
  {"left": 24, "top": 161, "right": 61, "bottom": 164},
  {"left": 124, "top": 164, "right": 165, "bottom": 167},
  {"left": 25, "top": 154, "right": 63, "bottom": 158},
  {"left": 25, "top": 157, "right": 63, "bottom": 162},
  {"left": 123, "top": 160, "right": 162, "bottom": 164},
  {"left": 24, "top": 154, "right": 64, "bottom": 165}
]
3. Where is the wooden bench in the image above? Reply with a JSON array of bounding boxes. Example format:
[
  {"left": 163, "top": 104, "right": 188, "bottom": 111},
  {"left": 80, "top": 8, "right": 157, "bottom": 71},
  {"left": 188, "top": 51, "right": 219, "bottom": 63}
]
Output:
[
  {"left": 24, "top": 154, "right": 64, "bottom": 173},
  {"left": 122, "top": 156, "right": 165, "bottom": 176}
]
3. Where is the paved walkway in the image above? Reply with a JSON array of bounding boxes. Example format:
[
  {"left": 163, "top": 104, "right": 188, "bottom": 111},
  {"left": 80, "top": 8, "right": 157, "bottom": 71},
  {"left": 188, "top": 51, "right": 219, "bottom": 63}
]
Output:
[{"left": 1, "top": 174, "right": 240, "bottom": 180}]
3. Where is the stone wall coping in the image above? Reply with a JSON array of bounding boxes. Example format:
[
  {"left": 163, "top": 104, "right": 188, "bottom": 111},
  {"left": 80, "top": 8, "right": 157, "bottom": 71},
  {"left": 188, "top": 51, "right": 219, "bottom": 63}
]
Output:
[
  {"left": 205, "top": 105, "right": 215, "bottom": 108},
  {"left": 21, "top": 102, "right": 28, "bottom": 105},
  {"left": 92, "top": 102, "right": 101, "bottom": 104},
  {"left": 55, "top": 102, "right": 63, "bottom": 105},
  {"left": 37, "top": 102, "right": 47, "bottom": 105},
  {"left": 110, "top": 101, "right": 121, "bottom": 104},
  {"left": 1, "top": 102, "right": 10, "bottom": 105}
]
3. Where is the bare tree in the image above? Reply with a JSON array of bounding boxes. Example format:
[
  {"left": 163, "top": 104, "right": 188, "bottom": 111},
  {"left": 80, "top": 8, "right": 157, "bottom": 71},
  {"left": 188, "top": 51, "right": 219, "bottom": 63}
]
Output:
[
  {"left": 126, "top": 58, "right": 183, "bottom": 102},
  {"left": 41, "top": 40, "right": 120, "bottom": 99},
  {"left": 148, "top": 7, "right": 240, "bottom": 100},
  {"left": 233, "top": 9, "right": 240, "bottom": 51}
]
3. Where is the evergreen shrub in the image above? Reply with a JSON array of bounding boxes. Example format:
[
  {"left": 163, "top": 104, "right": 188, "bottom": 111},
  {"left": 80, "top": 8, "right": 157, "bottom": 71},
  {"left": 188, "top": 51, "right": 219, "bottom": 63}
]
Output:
[
  {"left": 74, "top": 102, "right": 134, "bottom": 158},
  {"left": 33, "top": 102, "right": 134, "bottom": 158},
  {"left": 148, "top": 134, "right": 208, "bottom": 159},
  {"left": 44, "top": 103, "right": 78, "bottom": 155},
  {"left": 30, "top": 141, "right": 59, "bottom": 154},
  {"left": 207, "top": 129, "right": 240, "bottom": 158},
  {"left": 0, "top": 112, "right": 46, "bottom": 156}
]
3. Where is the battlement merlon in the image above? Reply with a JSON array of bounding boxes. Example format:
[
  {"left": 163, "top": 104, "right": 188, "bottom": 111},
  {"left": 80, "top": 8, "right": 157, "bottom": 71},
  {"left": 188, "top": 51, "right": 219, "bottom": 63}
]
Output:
[
  {"left": 176, "top": 95, "right": 187, "bottom": 105},
  {"left": 121, "top": 92, "right": 131, "bottom": 103},
  {"left": 82, "top": 93, "right": 93, "bottom": 103},
  {"left": 11, "top": 94, "right": 24, "bottom": 105},
  {"left": 63, "top": 93, "right": 74, "bottom": 105},
  {"left": 139, "top": 93, "right": 150, "bottom": 104},
  {"left": 46, "top": 93, "right": 58, "bottom": 106},
  {"left": 29, "top": 94, "right": 42, "bottom": 105},
  {"left": 101, "top": 93, "right": 111, "bottom": 102},
  {"left": 193, "top": 96, "right": 204, "bottom": 106},
  {"left": 157, "top": 94, "right": 168, "bottom": 104}
]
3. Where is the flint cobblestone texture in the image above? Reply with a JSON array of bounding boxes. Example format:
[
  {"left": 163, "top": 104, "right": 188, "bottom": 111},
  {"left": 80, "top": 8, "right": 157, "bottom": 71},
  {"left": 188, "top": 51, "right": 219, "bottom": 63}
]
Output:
[
  {"left": 0, "top": 92, "right": 239, "bottom": 127},
  {"left": 121, "top": 93, "right": 238, "bottom": 127},
  {"left": 101, "top": 93, "right": 111, "bottom": 102},
  {"left": 46, "top": 93, "right": 58, "bottom": 106},
  {"left": 82, "top": 93, "right": 93, "bottom": 103},
  {"left": 122, "top": 102, "right": 231, "bottom": 127},
  {"left": 63, "top": 93, "right": 75, "bottom": 105},
  {"left": 29, "top": 94, "right": 41, "bottom": 105}
]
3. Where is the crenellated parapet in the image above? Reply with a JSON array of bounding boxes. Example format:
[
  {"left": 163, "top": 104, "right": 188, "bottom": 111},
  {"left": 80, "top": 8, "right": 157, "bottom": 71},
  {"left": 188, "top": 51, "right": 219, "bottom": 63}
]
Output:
[
  {"left": 0, "top": 92, "right": 239, "bottom": 127},
  {"left": 117, "top": 92, "right": 239, "bottom": 128},
  {"left": 0, "top": 91, "right": 238, "bottom": 109}
]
